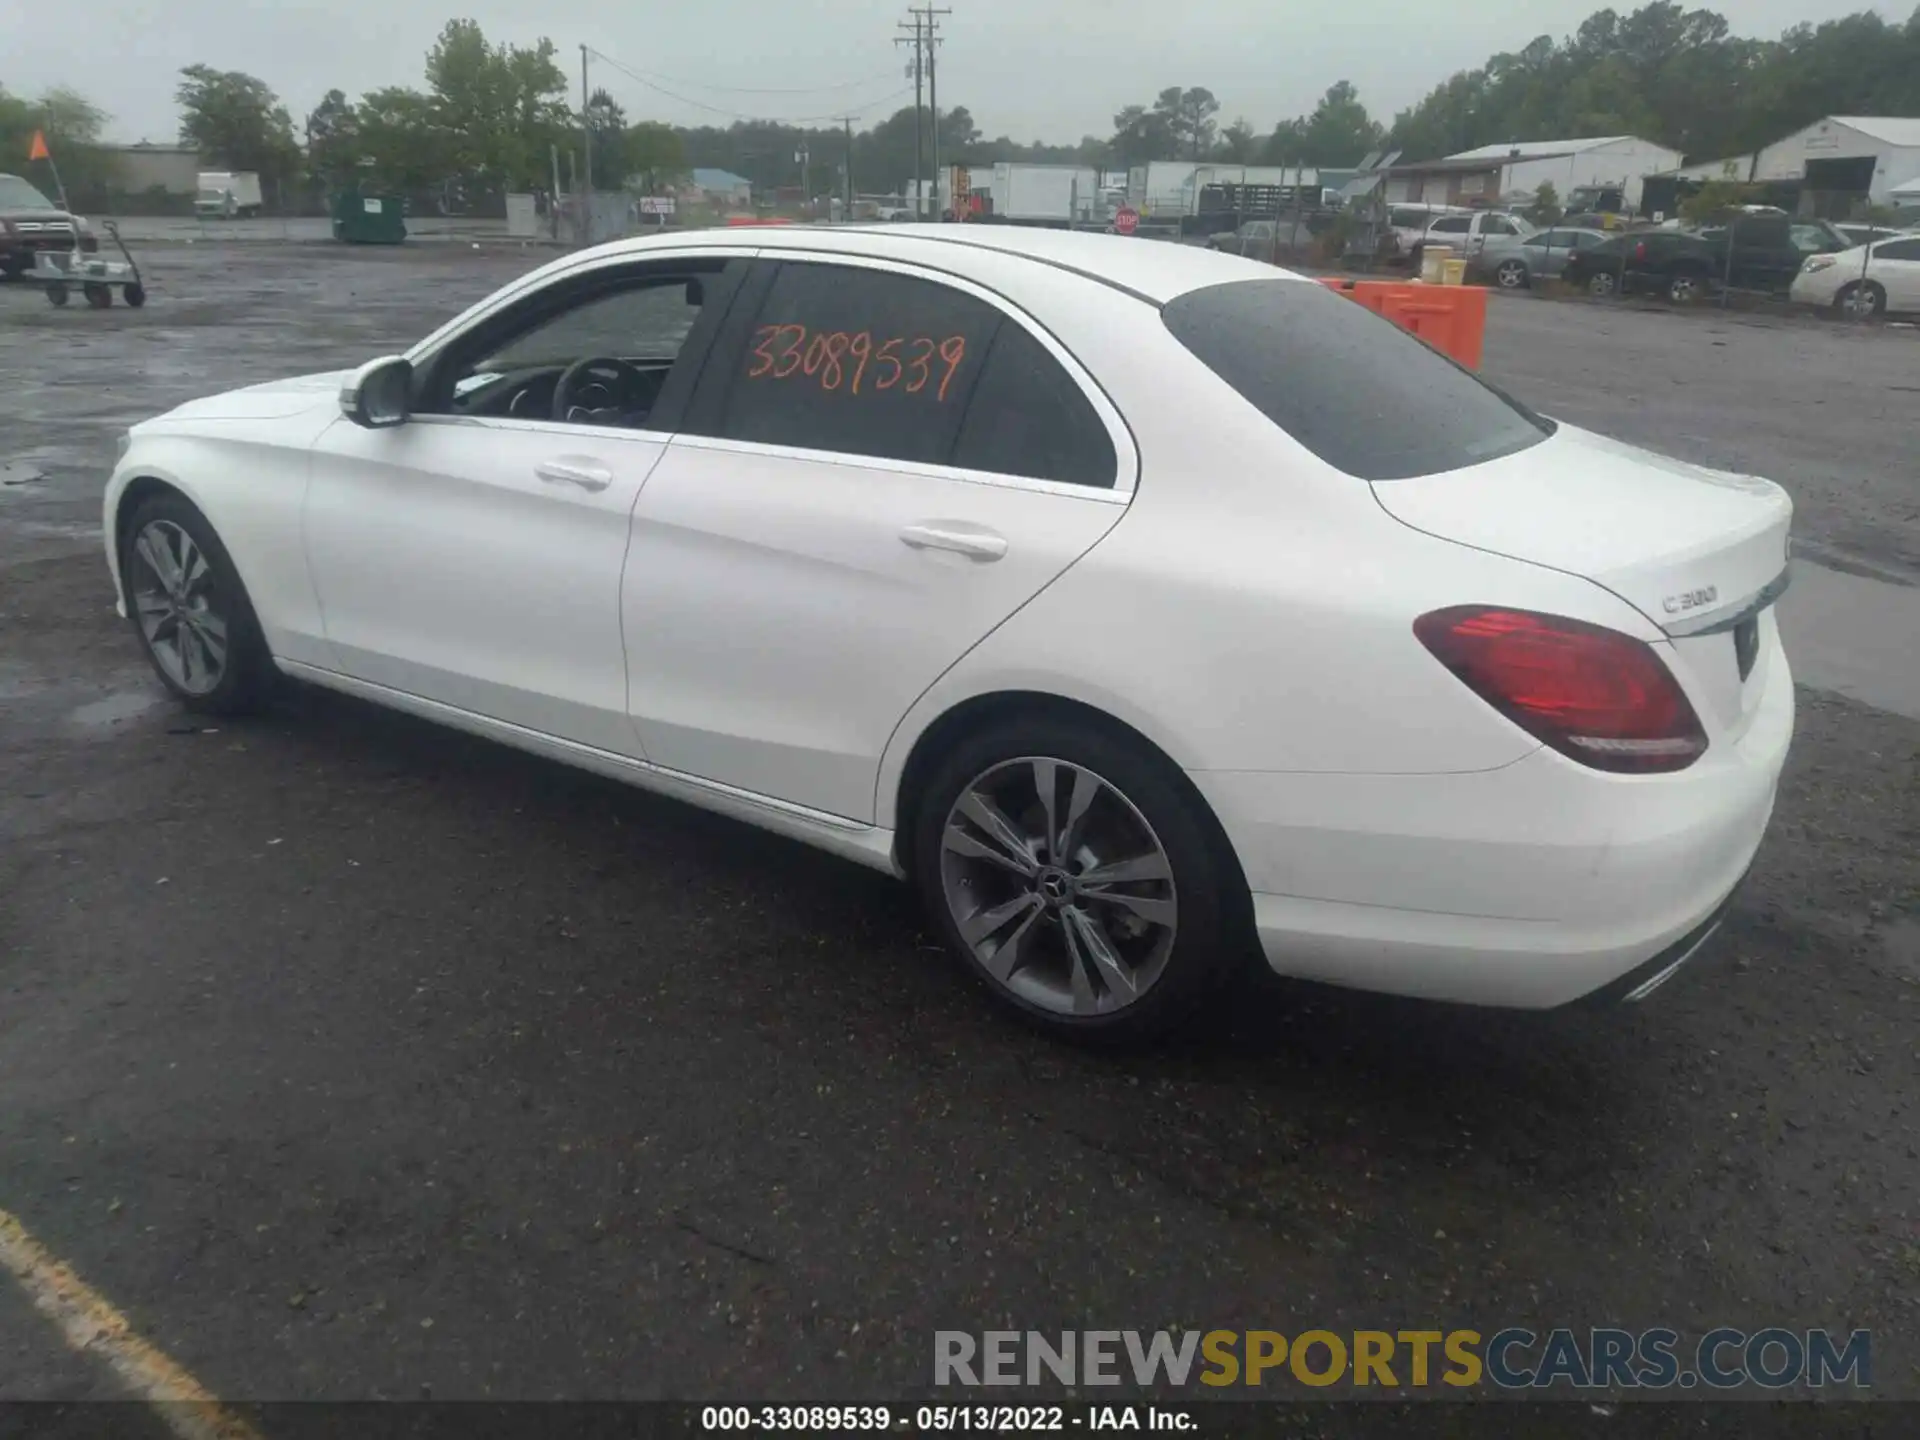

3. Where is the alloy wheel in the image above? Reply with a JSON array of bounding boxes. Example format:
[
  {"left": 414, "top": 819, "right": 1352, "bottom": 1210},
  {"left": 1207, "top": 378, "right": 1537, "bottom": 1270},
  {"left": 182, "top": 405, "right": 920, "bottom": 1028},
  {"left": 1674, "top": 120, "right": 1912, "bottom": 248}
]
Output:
[
  {"left": 1496, "top": 260, "right": 1527, "bottom": 289},
  {"left": 129, "top": 519, "right": 228, "bottom": 695},
  {"left": 1842, "top": 284, "right": 1882, "bottom": 318},
  {"left": 938, "top": 757, "right": 1179, "bottom": 1017},
  {"left": 1589, "top": 272, "right": 1618, "bottom": 297},
  {"left": 1669, "top": 273, "right": 1700, "bottom": 303}
]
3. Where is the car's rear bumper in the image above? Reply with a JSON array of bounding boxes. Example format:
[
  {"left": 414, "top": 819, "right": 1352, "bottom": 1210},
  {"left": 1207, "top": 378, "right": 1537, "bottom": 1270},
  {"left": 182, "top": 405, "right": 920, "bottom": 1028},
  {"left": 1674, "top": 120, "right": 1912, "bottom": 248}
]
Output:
[{"left": 1196, "top": 640, "right": 1793, "bottom": 1009}]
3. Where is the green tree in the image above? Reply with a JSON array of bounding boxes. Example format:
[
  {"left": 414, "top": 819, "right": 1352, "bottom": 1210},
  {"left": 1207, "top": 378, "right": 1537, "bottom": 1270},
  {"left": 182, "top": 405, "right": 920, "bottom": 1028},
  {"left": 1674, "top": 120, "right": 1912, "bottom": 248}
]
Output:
[
  {"left": 1215, "top": 118, "right": 1259, "bottom": 162},
  {"left": 1109, "top": 103, "right": 1176, "bottom": 165},
  {"left": 304, "top": 88, "right": 362, "bottom": 190},
  {"left": 1153, "top": 86, "right": 1220, "bottom": 161},
  {"left": 0, "top": 82, "right": 112, "bottom": 204},
  {"left": 176, "top": 65, "right": 301, "bottom": 199},
  {"left": 355, "top": 86, "right": 447, "bottom": 196},
  {"left": 1526, "top": 180, "right": 1563, "bottom": 224},
  {"left": 424, "top": 19, "right": 571, "bottom": 191},
  {"left": 1296, "top": 81, "right": 1385, "bottom": 166}
]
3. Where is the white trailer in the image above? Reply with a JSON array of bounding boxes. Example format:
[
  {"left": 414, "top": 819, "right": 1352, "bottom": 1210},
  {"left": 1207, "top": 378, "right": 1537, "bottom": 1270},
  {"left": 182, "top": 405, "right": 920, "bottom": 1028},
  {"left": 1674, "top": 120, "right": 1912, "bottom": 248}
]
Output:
[{"left": 988, "top": 163, "right": 1100, "bottom": 225}]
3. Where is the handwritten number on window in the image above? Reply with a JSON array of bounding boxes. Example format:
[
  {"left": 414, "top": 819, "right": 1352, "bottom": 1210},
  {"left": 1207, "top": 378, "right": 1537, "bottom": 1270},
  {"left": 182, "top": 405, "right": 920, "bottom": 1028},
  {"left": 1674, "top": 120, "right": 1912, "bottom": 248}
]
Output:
[{"left": 749, "top": 326, "right": 965, "bottom": 400}]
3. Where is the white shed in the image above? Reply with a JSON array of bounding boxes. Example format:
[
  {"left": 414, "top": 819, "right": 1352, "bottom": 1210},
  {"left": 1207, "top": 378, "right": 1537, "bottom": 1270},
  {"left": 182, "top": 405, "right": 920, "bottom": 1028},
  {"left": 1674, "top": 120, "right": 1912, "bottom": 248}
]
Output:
[
  {"left": 1441, "top": 135, "right": 1685, "bottom": 212},
  {"left": 1750, "top": 116, "right": 1920, "bottom": 206}
]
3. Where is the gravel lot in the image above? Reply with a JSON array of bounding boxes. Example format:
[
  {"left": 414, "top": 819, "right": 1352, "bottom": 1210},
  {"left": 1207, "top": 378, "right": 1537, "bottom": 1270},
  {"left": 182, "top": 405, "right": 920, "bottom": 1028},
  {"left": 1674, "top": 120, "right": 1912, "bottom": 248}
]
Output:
[{"left": 1, "top": 244, "right": 1916, "bottom": 1421}]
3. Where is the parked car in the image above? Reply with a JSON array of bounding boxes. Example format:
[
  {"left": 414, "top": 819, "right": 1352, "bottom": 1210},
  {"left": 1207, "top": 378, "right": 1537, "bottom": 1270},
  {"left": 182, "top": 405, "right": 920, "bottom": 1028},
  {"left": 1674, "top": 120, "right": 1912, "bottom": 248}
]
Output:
[
  {"left": 104, "top": 226, "right": 1794, "bottom": 1040},
  {"left": 1205, "top": 217, "right": 1314, "bottom": 260},
  {"left": 1484, "top": 226, "right": 1611, "bottom": 289},
  {"left": 1790, "top": 235, "right": 1920, "bottom": 316},
  {"left": 0, "top": 172, "right": 98, "bottom": 279},
  {"left": 1383, "top": 203, "right": 1468, "bottom": 263},
  {"left": 1419, "top": 210, "right": 1535, "bottom": 274},
  {"left": 1832, "top": 221, "right": 1916, "bottom": 249},
  {"left": 1563, "top": 217, "right": 1849, "bottom": 302}
]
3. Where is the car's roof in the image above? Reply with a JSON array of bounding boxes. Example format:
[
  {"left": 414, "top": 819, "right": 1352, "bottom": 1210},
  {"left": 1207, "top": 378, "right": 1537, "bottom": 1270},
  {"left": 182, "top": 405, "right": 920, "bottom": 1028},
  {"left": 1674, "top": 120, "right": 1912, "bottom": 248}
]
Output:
[{"left": 576, "top": 223, "right": 1308, "bottom": 306}]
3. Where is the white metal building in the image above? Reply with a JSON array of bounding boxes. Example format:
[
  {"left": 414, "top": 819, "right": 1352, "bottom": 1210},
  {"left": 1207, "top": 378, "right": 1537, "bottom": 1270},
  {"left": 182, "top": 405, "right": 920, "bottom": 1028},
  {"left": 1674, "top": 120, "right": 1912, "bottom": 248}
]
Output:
[
  {"left": 1385, "top": 135, "right": 1684, "bottom": 211},
  {"left": 1749, "top": 116, "right": 1920, "bottom": 206}
]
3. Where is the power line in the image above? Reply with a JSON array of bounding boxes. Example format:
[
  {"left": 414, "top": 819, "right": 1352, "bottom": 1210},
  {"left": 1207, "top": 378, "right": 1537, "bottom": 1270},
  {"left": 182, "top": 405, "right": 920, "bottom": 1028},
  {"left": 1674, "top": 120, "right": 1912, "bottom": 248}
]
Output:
[
  {"left": 591, "top": 66, "right": 902, "bottom": 97},
  {"left": 585, "top": 48, "right": 910, "bottom": 123}
]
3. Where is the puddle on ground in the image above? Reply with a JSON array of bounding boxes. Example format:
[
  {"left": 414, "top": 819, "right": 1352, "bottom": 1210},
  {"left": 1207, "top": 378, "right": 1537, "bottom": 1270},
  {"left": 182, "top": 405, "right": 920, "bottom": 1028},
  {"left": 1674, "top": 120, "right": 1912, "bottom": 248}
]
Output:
[{"left": 69, "top": 689, "right": 162, "bottom": 729}]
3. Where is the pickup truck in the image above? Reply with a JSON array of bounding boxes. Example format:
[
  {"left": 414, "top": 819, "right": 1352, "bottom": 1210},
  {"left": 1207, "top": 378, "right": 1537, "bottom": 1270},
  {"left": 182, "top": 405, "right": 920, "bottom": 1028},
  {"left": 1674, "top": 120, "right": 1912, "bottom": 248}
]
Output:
[
  {"left": 1561, "top": 215, "right": 1850, "bottom": 302},
  {"left": 0, "top": 172, "right": 98, "bottom": 278}
]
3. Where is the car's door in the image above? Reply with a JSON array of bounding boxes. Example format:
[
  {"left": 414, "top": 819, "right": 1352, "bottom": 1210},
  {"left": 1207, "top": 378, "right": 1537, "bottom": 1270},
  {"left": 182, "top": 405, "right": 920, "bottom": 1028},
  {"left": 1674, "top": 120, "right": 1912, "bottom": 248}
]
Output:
[
  {"left": 1868, "top": 237, "right": 1920, "bottom": 308},
  {"left": 619, "top": 255, "right": 1135, "bottom": 822},
  {"left": 303, "top": 253, "right": 747, "bottom": 755}
]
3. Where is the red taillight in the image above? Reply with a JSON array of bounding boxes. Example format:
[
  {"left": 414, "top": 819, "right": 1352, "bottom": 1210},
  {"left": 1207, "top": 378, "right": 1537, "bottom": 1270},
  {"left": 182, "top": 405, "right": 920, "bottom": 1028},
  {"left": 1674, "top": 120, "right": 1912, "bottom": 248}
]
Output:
[
  {"left": 1414, "top": 606, "right": 1706, "bottom": 774},
  {"left": 1633, "top": 241, "right": 1648, "bottom": 261}
]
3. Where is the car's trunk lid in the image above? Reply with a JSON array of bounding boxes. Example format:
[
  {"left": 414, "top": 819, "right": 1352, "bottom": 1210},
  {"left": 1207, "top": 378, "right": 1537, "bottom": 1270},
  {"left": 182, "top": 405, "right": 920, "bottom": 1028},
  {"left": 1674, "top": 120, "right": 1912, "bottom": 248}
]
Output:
[{"left": 1371, "top": 423, "right": 1792, "bottom": 736}]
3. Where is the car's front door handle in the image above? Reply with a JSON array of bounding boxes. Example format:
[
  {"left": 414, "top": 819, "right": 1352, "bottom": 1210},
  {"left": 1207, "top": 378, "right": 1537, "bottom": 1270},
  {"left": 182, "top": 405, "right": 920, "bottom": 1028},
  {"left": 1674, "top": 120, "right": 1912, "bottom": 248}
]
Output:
[
  {"left": 899, "top": 523, "right": 1008, "bottom": 561},
  {"left": 536, "top": 458, "right": 613, "bottom": 492}
]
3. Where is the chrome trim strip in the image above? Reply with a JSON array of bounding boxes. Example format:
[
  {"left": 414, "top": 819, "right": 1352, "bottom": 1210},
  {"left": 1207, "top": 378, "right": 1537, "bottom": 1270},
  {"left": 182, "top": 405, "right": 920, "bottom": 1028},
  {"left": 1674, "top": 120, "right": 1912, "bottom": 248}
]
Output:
[
  {"left": 1661, "top": 565, "right": 1792, "bottom": 638},
  {"left": 664, "top": 433, "right": 1131, "bottom": 504},
  {"left": 1623, "top": 920, "right": 1722, "bottom": 1001}
]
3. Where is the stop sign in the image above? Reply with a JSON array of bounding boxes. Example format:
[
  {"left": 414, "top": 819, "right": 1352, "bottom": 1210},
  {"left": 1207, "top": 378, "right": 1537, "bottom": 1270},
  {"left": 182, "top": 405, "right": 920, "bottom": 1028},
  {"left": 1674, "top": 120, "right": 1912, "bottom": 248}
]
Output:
[{"left": 1114, "top": 206, "right": 1139, "bottom": 236}]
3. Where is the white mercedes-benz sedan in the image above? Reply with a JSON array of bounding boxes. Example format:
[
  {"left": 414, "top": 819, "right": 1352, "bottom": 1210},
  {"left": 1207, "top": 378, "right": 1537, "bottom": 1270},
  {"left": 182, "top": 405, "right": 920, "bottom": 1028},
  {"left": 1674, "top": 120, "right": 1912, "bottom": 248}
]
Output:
[{"left": 104, "top": 225, "right": 1794, "bottom": 1040}]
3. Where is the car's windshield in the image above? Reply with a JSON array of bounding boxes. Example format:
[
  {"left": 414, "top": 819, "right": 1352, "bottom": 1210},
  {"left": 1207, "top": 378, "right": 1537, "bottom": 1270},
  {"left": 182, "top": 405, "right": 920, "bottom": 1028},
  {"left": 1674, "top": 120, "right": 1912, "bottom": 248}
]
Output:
[
  {"left": 0, "top": 175, "right": 57, "bottom": 209},
  {"left": 1162, "top": 278, "right": 1552, "bottom": 481}
]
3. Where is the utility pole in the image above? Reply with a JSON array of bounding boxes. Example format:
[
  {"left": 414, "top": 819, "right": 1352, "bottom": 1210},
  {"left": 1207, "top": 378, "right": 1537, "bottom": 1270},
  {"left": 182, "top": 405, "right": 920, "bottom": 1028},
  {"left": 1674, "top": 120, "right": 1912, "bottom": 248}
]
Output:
[
  {"left": 922, "top": 5, "right": 949, "bottom": 218},
  {"left": 579, "top": 44, "right": 593, "bottom": 241},
  {"left": 840, "top": 116, "right": 856, "bottom": 212},
  {"left": 895, "top": 15, "right": 924, "bottom": 217},
  {"left": 899, "top": 5, "right": 950, "bottom": 219}
]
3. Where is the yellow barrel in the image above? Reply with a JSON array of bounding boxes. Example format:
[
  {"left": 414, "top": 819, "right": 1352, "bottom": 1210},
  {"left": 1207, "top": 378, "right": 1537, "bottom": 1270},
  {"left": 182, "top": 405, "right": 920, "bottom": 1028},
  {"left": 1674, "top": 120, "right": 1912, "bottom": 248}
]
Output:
[
  {"left": 1441, "top": 257, "right": 1468, "bottom": 286},
  {"left": 1419, "top": 244, "right": 1453, "bottom": 284}
]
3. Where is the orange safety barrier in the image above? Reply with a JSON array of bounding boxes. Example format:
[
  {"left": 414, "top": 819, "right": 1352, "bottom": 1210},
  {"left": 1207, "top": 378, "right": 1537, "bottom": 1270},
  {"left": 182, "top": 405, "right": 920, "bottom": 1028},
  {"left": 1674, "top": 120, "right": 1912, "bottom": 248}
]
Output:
[{"left": 1317, "top": 276, "right": 1487, "bottom": 371}]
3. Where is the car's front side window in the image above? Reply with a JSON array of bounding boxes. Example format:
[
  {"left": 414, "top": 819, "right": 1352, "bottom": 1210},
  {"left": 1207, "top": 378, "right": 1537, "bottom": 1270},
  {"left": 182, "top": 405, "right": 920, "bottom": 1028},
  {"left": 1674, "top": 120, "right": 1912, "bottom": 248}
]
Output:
[{"left": 421, "top": 264, "right": 727, "bottom": 428}]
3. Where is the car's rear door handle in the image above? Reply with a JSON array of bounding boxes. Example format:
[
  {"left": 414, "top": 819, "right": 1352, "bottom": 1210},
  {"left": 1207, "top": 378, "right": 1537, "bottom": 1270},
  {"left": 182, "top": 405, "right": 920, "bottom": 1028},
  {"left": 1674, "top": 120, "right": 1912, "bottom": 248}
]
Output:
[
  {"left": 899, "top": 523, "right": 1008, "bottom": 561},
  {"left": 536, "top": 457, "right": 613, "bottom": 492}
]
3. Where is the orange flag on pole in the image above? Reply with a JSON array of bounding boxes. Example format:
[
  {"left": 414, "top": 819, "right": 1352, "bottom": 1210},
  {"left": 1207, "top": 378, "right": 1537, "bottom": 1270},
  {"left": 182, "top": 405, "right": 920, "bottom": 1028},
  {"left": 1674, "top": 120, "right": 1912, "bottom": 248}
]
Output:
[{"left": 28, "top": 130, "right": 50, "bottom": 162}]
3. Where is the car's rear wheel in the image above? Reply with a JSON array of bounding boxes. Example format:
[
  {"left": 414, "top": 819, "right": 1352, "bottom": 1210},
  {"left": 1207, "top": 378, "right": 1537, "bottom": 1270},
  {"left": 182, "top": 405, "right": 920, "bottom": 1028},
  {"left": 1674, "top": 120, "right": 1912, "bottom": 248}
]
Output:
[
  {"left": 1666, "top": 268, "right": 1706, "bottom": 304},
  {"left": 912, "top": 716, "right": 1247, "bottom": 1044},
  {"left": 121, "top": 493, "right": 275, "bottom": 714},
  {"left": 1835, "top": 280, "right": 1887, "bottom": 317},
  {"left": 1494, "top": 258, "right": 1529, "bottom": 289},
  {"left": 1586, "top": 270, "right": 1619, "bottom": 298}
]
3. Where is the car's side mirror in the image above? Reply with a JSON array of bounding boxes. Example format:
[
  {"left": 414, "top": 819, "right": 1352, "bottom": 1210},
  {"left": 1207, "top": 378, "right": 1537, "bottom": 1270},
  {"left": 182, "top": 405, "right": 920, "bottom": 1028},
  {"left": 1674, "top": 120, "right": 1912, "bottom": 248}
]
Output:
[{"left": 341, "top": 355, "right": 413, "bottom": 429}]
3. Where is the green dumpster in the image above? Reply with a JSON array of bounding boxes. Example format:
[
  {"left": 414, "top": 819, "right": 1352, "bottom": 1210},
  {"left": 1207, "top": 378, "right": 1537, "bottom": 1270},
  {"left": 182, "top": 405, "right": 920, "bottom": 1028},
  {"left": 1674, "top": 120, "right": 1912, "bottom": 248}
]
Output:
[{"left": 331, "top": 186, "right": 408, "bottom": 245}]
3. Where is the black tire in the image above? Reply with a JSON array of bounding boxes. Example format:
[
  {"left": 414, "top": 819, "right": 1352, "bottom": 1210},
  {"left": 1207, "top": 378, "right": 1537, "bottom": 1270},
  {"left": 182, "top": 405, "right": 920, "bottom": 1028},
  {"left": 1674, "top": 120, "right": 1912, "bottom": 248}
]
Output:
[
  {"left": 84, "top": 282, "right": 113, "bottom": 309},
  {"left": 911, "top": 714, "right": 1250, "bottom": 1045},
  {"left": 46, "top": 281, "right": 69, "bottom": 307},
  {"left": 123, "top": 282, "right": 147, "bottom": 308},
  {"left": 1587, "top": 269, "right": 1619, "bottom": 298},
  {"left": 119, "top": 492, "right": 276, "bottom": 714},
  {"left": 1834, "top": 281, "right": 1887, "bottom": 318},
  {"left": 1666, "top": 267, "right": 1707, "bottom": 304}
]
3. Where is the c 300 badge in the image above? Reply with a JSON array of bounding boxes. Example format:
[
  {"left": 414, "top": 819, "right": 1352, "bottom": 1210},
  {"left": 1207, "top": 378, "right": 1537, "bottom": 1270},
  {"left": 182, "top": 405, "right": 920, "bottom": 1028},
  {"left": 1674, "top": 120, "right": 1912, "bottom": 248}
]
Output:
[{"left": 1663, "top": 586, "right": 1719, "bottom": 615}]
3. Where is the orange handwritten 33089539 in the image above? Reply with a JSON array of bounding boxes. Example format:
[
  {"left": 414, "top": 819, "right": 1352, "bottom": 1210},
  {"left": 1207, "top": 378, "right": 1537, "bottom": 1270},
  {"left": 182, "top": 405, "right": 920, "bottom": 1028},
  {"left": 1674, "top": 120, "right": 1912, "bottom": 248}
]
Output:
[{"left": 747, "top": 326, "right": 968, "bottom": 401}]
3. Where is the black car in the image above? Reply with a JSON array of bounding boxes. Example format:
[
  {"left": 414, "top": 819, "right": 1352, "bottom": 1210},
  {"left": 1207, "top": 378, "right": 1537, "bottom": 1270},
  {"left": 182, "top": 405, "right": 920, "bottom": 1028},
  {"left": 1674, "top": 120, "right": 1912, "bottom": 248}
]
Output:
[
  {"left": 0, "top": 172, "right": 99, "bottom": 279},
  {"left": 1561, "top": 216, "right": 1849, "bottom": 303}
]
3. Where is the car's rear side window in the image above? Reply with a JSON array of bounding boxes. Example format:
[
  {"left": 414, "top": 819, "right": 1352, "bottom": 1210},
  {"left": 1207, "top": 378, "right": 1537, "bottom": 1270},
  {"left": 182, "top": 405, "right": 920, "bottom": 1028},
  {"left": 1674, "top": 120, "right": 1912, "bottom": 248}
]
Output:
[{"left": 1161, "top": 278, "right": 1551, "bottom": 482}]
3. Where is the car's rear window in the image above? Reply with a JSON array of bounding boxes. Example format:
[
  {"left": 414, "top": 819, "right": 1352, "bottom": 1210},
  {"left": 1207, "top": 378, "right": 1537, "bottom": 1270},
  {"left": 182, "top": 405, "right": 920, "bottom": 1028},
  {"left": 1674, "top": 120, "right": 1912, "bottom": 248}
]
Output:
[{"left": 1161, "top": 278, "right": 1552, "bottom": 481}]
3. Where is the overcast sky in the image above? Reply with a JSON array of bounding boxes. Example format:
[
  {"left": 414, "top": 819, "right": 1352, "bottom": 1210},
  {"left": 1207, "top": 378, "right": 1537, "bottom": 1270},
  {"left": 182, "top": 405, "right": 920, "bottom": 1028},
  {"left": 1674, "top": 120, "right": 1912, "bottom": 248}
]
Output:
[{"left": 11, "top": 0, "right": 1907, "bottom": 146}]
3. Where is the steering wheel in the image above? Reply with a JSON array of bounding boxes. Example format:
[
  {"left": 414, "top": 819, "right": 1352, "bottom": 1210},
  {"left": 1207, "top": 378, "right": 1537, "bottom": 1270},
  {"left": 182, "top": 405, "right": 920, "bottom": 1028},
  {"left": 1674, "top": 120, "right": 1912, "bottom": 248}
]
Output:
[{"left": 552, "top": 355, "right": 649, "bottom": 423}]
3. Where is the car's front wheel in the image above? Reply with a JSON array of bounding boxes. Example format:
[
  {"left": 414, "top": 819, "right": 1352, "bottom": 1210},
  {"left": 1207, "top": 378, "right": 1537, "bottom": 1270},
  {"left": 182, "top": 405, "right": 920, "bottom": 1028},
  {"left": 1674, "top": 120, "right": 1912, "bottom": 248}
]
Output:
[
  {"left": 120, "top": 492, "right": 276, "bottom": 714},
  {"left": 912, "top": 716, "right": 1247, "bottom": 1044},
  {"left": 1666, "top": 267, "right": 1707, "bottom": 304},
  {"left": 1495, "top": 258, "right": 1529, "bottom": 289},
  {"left": 1586, "top": 269, "right": 1619, "bottom": 297}
]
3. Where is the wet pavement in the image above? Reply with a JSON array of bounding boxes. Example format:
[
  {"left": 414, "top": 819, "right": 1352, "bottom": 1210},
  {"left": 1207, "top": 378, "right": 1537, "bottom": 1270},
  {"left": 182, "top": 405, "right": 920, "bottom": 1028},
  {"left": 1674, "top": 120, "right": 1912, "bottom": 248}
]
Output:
[{"left": 0, "top": 245, "right": 1916, "bottom": 1417}]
